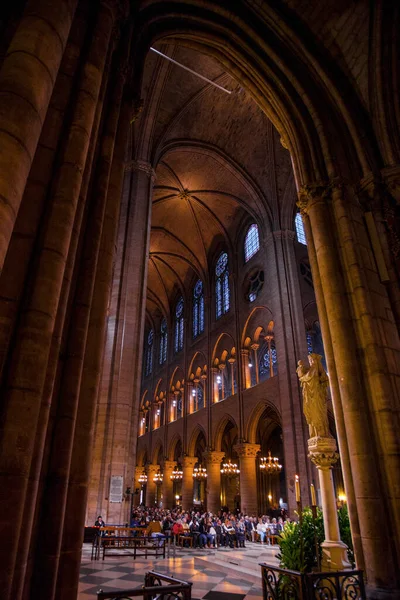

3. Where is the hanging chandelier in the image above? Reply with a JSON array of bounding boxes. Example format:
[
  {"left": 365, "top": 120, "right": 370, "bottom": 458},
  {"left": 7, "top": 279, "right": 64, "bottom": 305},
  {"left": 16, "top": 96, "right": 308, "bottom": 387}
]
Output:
[
  {"left": 192, "top": 466, "right": 207, "bottom": 480},
  {"left": 170, "top": 467, "right": 183, "bottom": 480},
  {"left": 220, "top": 461, "right": 240, "bottom": 476},
  {"left": 153, "top": 472, "right": 163, "bottom": 484},
  {"left": 259, "top": 450, "right": 282, "bottom": 474},
  {"left": 138, "top": 474, "right": 148, "bottom": 484}
]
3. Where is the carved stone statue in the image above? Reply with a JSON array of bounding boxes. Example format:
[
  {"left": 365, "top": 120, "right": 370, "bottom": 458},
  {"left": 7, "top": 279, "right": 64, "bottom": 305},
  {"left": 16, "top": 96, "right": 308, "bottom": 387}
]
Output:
[{"left": 296, "top": 353, "right": 331, "bottom": 439}]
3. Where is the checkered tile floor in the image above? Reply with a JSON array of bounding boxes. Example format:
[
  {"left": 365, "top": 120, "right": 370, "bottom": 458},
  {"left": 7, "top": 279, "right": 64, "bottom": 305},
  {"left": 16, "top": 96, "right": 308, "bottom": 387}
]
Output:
[{"left": 79, "top": 543, "right": 264, "bottom": 599}]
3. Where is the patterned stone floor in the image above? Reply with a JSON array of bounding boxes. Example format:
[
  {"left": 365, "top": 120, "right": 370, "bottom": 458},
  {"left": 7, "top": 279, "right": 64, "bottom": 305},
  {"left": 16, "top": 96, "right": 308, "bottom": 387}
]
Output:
[{"left": 79, "top": 543, "right": 264, "bottom": 599}]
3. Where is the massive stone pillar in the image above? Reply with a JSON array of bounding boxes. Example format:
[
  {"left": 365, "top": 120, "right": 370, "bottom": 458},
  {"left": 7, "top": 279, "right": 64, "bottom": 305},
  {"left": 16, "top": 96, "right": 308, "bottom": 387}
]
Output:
[
  {"left": 181, "top": 456, "right": 197, "bottom": 510},
  {"left": 267, "top": 230, "right": 311, "bottom": 511},
  {"left": 299, "top": 183, "right": 400, "bottom": 598},
  {"left": 204, "top": 451, "right": 225, "bottom": 513},
  {"left": 162, "top": 461, "right": 176, "bottom": 509},
  {"left": 87, "top": 159, "right": 155, "bottom": 524},
  {"left": 145, "top": 465, "right": 159, "bottom": 507},
  {"left": 32, "top": 36, "right": 129, "bottom": 600},
  {"left": 0, "top": 3, "right": 117, "bottom": 597},
  {"left": 0, "top": 0, "right": 78, "bottom": 269},
  {"left": 234, "top": 443, "right": 260, "bottom": 515}
]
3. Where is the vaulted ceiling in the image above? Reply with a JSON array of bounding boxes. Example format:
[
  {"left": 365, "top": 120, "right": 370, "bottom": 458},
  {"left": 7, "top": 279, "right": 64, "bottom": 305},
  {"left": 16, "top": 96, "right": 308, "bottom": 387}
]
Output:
[{"left": 133, "top": 43, "right": 297, "bottom": 324}]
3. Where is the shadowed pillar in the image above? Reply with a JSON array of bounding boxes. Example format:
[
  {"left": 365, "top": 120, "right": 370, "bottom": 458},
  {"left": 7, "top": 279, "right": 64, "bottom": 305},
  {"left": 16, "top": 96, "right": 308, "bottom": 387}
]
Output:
[
  {"left": 146, "top": 465, "right": 159, "bottom": 507},
  {"left": 162, "top": 461, "right": 176, "bottom": 509},
  {"left": 234, "top": 443, "right": 260, "bottom": 515},
  {"left": 204, "top": 451, "right": 225, "bottom": 513},
  {"left": 0, "top": 2, "right": 117, "bottom": 597},
  {"left": 0, "top": 0, "right": 78, "bottom": 269},
  {"left": 181, "top": 456, "right": 197, "bottom": 510}
]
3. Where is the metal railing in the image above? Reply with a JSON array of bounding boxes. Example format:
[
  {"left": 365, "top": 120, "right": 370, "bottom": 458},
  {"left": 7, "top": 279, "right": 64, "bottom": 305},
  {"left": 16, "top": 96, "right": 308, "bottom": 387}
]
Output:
[
  {"left": 97, "top": 570, "right": 192, "bottom": 599},
  {"left": 260, "top": 563, "right": 366, "bottom": 599}
]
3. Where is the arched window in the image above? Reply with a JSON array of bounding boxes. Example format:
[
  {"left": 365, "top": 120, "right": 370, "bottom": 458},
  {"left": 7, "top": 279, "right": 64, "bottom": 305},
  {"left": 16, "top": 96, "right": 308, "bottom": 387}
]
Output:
[
  {"left": 174, "top": 297, "right": 184, "bottom": 353},
  {"left": 244, "top": 223, "right": 260, "bottom": 262},
  {"left": 215, "top": 252, "right": 230, "bottom": 319},
  {"left": 159, "top": 318, "right": 168, "bottom": 364},
  {"left": 144, "top": 329, "right": 153, "bottom": 377},
  {"left": 258, "top": 337, "right": 278, "bottom": 381},
  {"left": 295, "top": 213, "right": 307, "bottom": 245},
  {"left": 193, "top": 279, "right": 205, "bottom": 338}
]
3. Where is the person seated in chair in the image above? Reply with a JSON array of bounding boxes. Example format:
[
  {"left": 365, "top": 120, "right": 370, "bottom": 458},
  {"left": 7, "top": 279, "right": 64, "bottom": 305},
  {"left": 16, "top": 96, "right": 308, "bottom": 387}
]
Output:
[{"left": 235, "top": 517, "right": 246, "bottom": 548}]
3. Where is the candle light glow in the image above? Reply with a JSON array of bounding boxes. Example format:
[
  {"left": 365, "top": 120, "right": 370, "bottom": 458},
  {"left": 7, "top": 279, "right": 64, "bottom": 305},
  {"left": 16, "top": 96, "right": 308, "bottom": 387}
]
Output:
[
  {"left": 310, "top": 483, "right": 317, "bottom": 506},
  {"left": 295, "top": 474, "right": 301, "bottom": 502}
]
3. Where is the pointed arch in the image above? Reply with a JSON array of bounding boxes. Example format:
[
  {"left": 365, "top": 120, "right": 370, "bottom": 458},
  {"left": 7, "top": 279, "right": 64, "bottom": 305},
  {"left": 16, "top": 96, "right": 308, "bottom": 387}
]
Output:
[
  {"left": 213, "top": 414, "right": 239, "bottom": 452},
  {"left": 246, "top": 402, "right": 281, "bottom": 444},
  {"left": 187, "top": 424, "right": 207, "bottom": 457},
  {"left": 152, "top": 439, "right": 164, "bottom": 465},
  {"left": 167, "top": 433, "right": 183, "bottom": 461}
]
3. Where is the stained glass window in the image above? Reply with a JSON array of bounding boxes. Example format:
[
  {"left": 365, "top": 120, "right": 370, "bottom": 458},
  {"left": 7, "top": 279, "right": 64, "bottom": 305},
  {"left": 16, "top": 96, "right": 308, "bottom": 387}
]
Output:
[
  {"left": 244, "top": 224, "right": 260, "bottom": 262},
  {"left": 295, "top": 213, "right": 307, "bottom": 245},
  {"left": 215, "top": 252, "right": 230, "bottom": 319},
  {"left": 193, "top": 279, "right": 205, "bottom": 338},
  {"left": 144, "top": 329, "right": 153, "bottom": 377},
  {"left": 174, "top": 297, "right": 184, "bottom": 353},
  {"left": 259, "top": 338, "right": 278, "bottom": 381},
  {"left": 159, "top": 318, "right": 168, "bottom": 364}
]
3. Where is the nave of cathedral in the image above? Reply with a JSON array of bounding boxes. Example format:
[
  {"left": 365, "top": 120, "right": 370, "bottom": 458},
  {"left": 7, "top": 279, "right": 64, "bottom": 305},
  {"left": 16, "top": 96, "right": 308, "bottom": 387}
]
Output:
[{"left": 0, "top": 1, "right": 399, "bottom": 599}]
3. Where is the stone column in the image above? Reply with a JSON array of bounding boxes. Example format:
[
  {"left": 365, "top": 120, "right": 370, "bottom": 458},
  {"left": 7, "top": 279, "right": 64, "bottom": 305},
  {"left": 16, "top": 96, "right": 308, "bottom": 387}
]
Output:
[
  {"left": 204, "top": 451, "right": 225, "bottom": 513},
  {"left": 33, "top": 42, "right": 128, "bottom": 600},
  {"left": 300, "top": 185, "right": 399, "bottom": 597},
  {"left": 308, "top": 437, "right": 351, "bottom": 570},
  {"left": 87, "top": 159, "right": 155, "bottom": 524},
  {"left": 181, "top": 456, "right": 197, "bottom": 510},
  {"left": 211, "top": 367, "right": 219, "bottom": 403},
  {"left": 241, "top": 349, "right": 252, "bottom": 388},
  {"left": 0, "top": 0, "right": 78, "bottom": 269},
  {"left": 162, "top": 461, "right": 176, "bottom": 509},
  {"left": 145, "top": 465, "right": 159, "bottom": 507},
  {"left": 234, "top": 443, "right": 260, "bottom": 515},
  {"left": 0, "top": 4, "right": 117, "bottom": 596}
]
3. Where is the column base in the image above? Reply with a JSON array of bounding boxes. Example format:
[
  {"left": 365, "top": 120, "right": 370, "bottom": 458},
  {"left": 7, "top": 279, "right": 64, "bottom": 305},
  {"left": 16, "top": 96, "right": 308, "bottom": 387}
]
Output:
[
  {"left": 321, "top": 540, "right": 352, "bottom": 571},
  {"left": 365, "top": 584, "right": 400, "bottom": 600}
]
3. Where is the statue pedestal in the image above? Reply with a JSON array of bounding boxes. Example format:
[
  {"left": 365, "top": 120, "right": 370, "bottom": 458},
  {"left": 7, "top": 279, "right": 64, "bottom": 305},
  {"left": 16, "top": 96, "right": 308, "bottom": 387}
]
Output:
[{"left": 308, "top": 437, "right": 351, "bottom": 572}]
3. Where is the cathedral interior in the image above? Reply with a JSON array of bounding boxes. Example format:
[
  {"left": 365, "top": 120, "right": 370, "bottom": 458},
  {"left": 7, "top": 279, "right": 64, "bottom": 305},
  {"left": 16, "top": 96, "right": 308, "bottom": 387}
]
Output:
[{"left": 0, "top": 1, "right": 399, "bottom": 599}]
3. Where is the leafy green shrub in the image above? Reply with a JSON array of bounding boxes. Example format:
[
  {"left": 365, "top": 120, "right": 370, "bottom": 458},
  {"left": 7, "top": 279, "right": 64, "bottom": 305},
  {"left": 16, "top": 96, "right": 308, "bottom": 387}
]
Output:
[{"left": 277, "top": 506, "right": 356, "bottom": 573}]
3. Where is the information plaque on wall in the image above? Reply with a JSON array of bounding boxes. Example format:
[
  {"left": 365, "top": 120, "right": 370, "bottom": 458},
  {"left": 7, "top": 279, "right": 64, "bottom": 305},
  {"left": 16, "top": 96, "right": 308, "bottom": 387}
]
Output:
[{"left": 109, "top": 475, "right": 124, "bottom": 502}]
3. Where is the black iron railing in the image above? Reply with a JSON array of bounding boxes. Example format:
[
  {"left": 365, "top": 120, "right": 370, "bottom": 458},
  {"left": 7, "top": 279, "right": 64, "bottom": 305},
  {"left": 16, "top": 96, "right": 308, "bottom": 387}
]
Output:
[
  {"left": 97, "top": 570, "right": 192, "bottom": 599},
  {"left": 260, "top": 563, "right": 366, "bottom": 600}
]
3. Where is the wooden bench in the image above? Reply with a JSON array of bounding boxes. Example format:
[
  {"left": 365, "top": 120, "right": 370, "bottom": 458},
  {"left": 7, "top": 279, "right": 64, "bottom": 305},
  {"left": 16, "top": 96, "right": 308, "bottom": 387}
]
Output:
[
  {"left": 91, "top": 527, "right": 148, "bottom": 560},
  {"left": 101, "top": 535, "right": 166, "bottom": 560},
  {"left": 266, "top": 533, "right": 280, "bottom": 545}
]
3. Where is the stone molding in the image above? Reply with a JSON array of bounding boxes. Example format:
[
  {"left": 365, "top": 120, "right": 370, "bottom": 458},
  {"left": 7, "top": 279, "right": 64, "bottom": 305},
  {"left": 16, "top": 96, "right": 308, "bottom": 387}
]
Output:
[
  {"left": 162, "top": 460, "right": 176, "bottom": 472},
  {"left": 146, "top": 463, "right": 160, "bottom": 474},
  {"left": 234, "top": 442, "right": 260, "bottom": 458},
  {"left": 203, "top": 451, "right": 225, "bottom": 465},
  {"left": 308, "top": 436, "right": 339, "bottom": 470},
  {"left": 182, "top": 456, "right": 197, "bottom": 468},
  {"left": 124, "top": 159, "right": 156, "bottom": 180},
  {"left": 272, "top": 229, "right": 296, "bottom": 241}
]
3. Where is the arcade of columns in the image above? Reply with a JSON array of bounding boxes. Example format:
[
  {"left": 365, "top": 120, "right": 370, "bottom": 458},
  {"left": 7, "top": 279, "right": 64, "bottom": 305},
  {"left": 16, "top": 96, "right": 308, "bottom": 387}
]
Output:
[{"left": 0, "top": 1, "right": 399, "bottom": 600}]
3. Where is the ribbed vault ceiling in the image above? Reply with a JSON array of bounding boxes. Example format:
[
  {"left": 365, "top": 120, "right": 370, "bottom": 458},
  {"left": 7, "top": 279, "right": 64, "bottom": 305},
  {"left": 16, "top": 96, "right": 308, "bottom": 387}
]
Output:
[{"left": 134, "top": 43, "right": 296, "bottom": 323}]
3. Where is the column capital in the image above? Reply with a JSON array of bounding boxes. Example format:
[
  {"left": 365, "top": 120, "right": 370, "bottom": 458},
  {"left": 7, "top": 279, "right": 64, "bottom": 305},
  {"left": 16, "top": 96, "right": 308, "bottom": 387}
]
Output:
[
  {"left": 203, "top": 451, "right": 225, "bottom": 465},
  {"left": 162, "top": 460, "right": 176, "bottom": 471},
  {"left": 272, "top": 230, "right": 296, "bottom": 241},
  {"left": 308, "top": 437, "right": 339, "bottom": 470},
  {"left": 234, "top": 443, "right": 260, "bottom": 458},
  {"left": 146, "top": 463, "right": 160, "bottom": 474},
  {"left": 182, "top": 456, "right": 197, "bottom": 469},
  {"left": 124, "top": 159, "right": 156, "bottom": 180},
  {"left": 297, "top": 181, "right": 331, "bottom": 215}
]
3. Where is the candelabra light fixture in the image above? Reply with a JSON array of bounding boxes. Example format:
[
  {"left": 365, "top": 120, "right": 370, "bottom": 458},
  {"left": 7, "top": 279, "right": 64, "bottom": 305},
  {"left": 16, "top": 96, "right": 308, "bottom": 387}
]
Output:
[
  {"left": 259, "top": 450, "right": 282, "bottom": 474},
  {"left": 192, "top": 465, "right": 207, "bottom": 479},
  {"left": 220, "top": 461, "right": 240, "bottom": 476},
  {"left": 170, "top": 467, "right": 183, "bottom": 480},
  {"left": 153, "top": 472, "right": 163, "bottom": 484},
  {"left": 138, "top": 474, "right": 148, "bottom": 484}
]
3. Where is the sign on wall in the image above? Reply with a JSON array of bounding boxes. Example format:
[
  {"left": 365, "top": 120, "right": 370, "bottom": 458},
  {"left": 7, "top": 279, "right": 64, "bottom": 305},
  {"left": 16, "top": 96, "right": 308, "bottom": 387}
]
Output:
[{"left": 109, "top": 475, "right": 124, "bottom": 502}]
